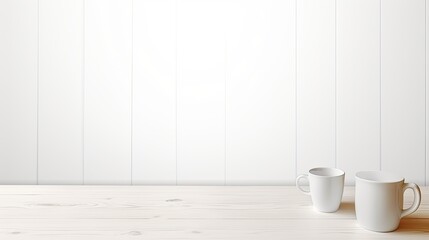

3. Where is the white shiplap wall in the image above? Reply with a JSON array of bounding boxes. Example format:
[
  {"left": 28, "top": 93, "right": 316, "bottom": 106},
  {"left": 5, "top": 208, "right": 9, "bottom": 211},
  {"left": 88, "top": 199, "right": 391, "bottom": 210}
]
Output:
[
  {"left": 0, "top": 0, "right": 427, "bottom": 185},
  {"left": 84, "top": 0, "right": 132, "bottom": 184},
  {"left": 177, "top": 0, "right": 226, "bottom": 184},
  {"left": 0, "top": 0, "right": 38, "bottom": 184},
  {"left": 226, "top": 0, "right": 296, "bottom": 185},
  {"left": 296, "top": 0, "right": 335, "bottom": 179},
  {"left": 336, "top": 0, "right": 381, "bottom": 185},
  {"left": 38, "top": 0, "right": 83, "bottom": 184},
  {"left": 132, "top": 0, "right": 177, "bottom": 185}
]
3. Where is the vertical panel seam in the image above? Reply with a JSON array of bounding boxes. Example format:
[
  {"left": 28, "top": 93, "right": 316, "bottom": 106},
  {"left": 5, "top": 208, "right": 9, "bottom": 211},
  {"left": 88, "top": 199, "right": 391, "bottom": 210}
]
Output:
[
  {"left": 82, "top": 0, "right": 86, "bottom": 185},
  {"left": 130, "top": 0, "right": 133, "bottom": 185},
  {"left": 295, "top": 0, "right": 298, "bottom": 179},
  {"left": 37, "top": 0, "right": 40, "bottom": 185},
  {"left": 224, "top": 28, "right": 227, "bottom": 186},
  {"left": 425, "top": 0, "right": 427, "bottom": 186},
  {"left": 380, "top": 0, "right": 382, "bottom": 172},
  {"left": 333, "top": 0, "right": 337, "bottom": 169},
  {"left": 175, "top": 0, "right": 178, "bottom": 186}
]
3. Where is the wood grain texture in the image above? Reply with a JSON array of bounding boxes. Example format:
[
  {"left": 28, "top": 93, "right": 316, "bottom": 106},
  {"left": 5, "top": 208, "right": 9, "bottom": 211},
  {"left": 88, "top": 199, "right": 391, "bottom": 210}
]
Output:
[{"left": 0, "top": 186, "right": 427, "bottom": 239}]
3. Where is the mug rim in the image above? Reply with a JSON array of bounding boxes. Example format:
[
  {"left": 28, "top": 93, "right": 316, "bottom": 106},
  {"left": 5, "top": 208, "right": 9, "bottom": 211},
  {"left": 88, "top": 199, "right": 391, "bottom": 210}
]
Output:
[
  {"left": 309, "top": 167, "right": 345, "bottom": 178},
  {"left": 355, "top": 171, "right": 404, "bottom": 184}
]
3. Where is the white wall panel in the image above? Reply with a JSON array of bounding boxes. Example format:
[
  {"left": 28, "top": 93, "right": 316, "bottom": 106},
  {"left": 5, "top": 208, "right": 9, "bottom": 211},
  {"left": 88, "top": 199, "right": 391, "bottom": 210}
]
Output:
[
  {"left": 133, "top": 0, "right": 176, "bottom": 185},
  {"left": 381, "top": 0, "right": 425, "bottom": 185},
  {"left": 84, "top": 0, "right": 132, "bottom": 184},
  {"left": 226, "top": 0, "right": 296, "bottom": 184},
  {"left": 0, "top": 0, "right": 428, "bottom": 185},
  {"left": 38, "top": 0, "right": 83, "bottom": 184},
  {"left": 0, "top": 0, "right": 38, "bottom": 184},
  {"left": 296, "top": 0, "right": 335, "bottom": 174},
  {"left": 427, "top": 0, "right": 429, "bottom": 186},
  {"left": 337, "top": 0, "right": 381, "bottom": 185},
  {"left": 177, "top": 0, "right": 226, "bottom": 184}
]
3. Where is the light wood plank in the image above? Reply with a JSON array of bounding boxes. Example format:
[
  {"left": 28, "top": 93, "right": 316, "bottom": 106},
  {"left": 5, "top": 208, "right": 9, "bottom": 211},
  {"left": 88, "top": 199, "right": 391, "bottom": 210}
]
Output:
[
  {"left": 132, "top": 0, "right": 176, "bottom": 185},
  {"left": 296, "top": 0, "right": 335, "bottom": 174},
  {"left": 177, "top": 0, "right": 226, "bottom": 184},
  {"left": 0, "top": 186, "right": 428, "bottom": 220},
  {"left": 226, "top": 0, "right": 296, "bottom": 185},
  {"left": 0, "top": 186, "right": 427, "bottom": 239},
  {"left": 84, "top": 0, "right": 132, "bottom": 184},
  {"left": 0, "top": 218, "right": 427, "bottom": 240},
  {"left": 337, "top": 0, "right": 381, "bottom": 184},
  {"left": 381, "top": 0, "right": 426, "bottom": 185},
  {"left": 38, "top": 0, "right": 83, "bottom": 184},
  {"left": 0, "top": 0, "right": 38, "bottom": 184}
]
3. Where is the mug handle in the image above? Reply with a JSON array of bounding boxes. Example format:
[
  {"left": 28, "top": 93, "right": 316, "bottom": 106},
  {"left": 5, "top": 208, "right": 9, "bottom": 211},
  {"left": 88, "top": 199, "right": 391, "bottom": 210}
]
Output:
[
  {"left": 400, "top": 183, "right": 421, "bottom": 218},
  {"left": 296, "top": 174, "right": 310, "bottom": 195}
]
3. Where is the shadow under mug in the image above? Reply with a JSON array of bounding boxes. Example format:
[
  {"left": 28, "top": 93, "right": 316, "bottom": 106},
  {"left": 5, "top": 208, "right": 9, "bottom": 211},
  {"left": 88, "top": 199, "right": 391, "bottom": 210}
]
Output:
[
  {"left": 355, "top": 171, "right": 421, "bottom": 232},
  {"left": 296, "top": 167, "right": 345, "bottom": 213}
]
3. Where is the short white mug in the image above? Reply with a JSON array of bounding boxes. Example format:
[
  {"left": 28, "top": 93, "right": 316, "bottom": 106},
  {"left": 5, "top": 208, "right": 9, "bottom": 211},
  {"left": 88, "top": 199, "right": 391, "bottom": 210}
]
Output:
[
  {"left": 296, "top": 167, "right": 345, "bottom": 212},
  {"left": 355, "top": 171, "right": 421, "bottom": 232}
]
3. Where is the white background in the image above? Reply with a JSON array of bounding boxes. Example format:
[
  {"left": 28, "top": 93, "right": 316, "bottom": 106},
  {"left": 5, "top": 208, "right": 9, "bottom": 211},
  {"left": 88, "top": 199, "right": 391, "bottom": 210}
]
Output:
[{"left": 0, "top": 0, "right": 427, "bottom": 185}]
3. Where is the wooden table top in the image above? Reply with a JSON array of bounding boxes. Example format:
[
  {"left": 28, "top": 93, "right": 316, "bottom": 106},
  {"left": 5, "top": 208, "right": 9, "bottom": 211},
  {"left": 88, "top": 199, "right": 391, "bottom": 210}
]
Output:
[{"left": 0, "top": 186, "right": 427, "bottom": 239}]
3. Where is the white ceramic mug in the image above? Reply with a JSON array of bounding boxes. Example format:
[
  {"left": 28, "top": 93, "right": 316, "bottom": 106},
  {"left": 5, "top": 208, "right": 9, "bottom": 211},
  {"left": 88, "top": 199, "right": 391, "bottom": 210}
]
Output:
[
  {"left": 296, "top": 167, "right": 345, "bottom": 212},
  {"left": 355, "top": 171, "right": 421, "bottom": 232}
]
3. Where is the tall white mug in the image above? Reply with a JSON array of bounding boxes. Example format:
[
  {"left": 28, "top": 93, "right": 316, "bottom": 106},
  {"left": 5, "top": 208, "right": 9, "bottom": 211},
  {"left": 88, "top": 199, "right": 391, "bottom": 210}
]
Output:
[
  {"left": 296, "top": 167, "right": 345, "bottom": 213},
  {"left": 355, "top": 171, "right": 421, "bottom": 232}
]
